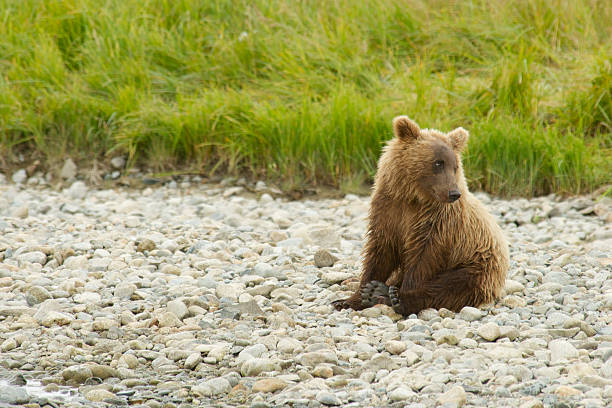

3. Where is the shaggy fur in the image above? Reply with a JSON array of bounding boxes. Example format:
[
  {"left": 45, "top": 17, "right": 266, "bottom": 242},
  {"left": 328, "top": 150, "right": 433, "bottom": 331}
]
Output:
[{"left": 333, "top": 116, "right": 509, "bottom": 315}]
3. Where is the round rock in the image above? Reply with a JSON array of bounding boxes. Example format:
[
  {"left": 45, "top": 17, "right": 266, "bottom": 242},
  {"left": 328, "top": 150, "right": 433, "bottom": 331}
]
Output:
[
  {"left": 25, "top": 286, "right": 52, "bottom": 306},
  {"left": 316, "top": 391, "right": 342, "bottom": 406},
  {"left": 252, "top": 378, "right": 288, "bottom": 393},
  {"left": 477, "top": 322, "right": 501, "bottom": 341}
]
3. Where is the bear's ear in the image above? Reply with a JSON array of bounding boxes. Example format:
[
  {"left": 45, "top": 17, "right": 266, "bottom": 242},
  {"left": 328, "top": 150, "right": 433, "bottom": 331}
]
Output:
[
  {"left": 392, "top": 116, "right": 420, "bottom": 141},
  {"left": 448, "top": 127, "right": 469, "bottom": 152}
]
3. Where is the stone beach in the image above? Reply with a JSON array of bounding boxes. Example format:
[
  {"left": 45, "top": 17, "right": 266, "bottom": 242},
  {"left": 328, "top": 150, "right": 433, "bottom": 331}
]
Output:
[{"left": 0, "top": 174, "right": 611, "bottom": 408}]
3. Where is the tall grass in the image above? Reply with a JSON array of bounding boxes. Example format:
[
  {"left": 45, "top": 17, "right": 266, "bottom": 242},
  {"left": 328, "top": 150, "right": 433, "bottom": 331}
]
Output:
[{"left": 0, "top": 0, "right": 611, "bottom": 196}]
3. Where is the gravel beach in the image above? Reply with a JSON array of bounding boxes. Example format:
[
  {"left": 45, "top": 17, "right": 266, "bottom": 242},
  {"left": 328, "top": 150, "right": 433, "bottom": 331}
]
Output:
[{"left": 0, "top": 176, "right": 611, "bottom": 408}]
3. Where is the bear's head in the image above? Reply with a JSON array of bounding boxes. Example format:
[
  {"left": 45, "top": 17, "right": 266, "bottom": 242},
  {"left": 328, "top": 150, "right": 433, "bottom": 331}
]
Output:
[{"left": 376, "top": 116, "right": 469, "bottom": 204}]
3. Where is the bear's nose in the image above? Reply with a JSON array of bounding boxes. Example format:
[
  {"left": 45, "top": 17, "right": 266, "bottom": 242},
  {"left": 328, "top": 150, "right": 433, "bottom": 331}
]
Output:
[{"left": 449, "top": 190, "right": 461, "bottom": 202}]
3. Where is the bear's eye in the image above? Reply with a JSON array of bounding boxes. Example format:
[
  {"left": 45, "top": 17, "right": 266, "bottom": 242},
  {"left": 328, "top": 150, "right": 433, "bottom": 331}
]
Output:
[{"left": 434, "top": 160, "right": 444, "bottom": 171}]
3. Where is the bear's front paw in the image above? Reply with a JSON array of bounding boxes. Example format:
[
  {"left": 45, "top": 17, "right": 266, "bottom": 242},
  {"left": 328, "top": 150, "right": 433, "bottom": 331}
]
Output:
[{"left": 360, "top": 280, "right": 392, "bottom": 307}]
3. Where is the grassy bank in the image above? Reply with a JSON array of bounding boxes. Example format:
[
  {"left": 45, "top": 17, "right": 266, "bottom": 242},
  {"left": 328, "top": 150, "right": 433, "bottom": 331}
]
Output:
[{"left": 1, "top": 0, "right": 611, "bottom": 196}]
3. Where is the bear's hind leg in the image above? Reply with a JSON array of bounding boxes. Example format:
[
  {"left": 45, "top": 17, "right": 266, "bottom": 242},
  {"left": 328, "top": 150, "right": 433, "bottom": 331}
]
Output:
[{"left": 395, "top": 267, "right": 487, "bottom": 315}]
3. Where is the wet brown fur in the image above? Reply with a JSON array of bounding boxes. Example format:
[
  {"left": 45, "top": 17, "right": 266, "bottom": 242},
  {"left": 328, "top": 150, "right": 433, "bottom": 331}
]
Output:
[{"left": 335, "top": 116, "right": 509, "bottom": 315}]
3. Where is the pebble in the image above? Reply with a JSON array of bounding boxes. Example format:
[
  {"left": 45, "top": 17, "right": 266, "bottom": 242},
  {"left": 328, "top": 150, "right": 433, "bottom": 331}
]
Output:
[
  {"left": 114, "top": 283, "right": 136, "bottom": 299},
  {"left": 322, "top": 271, "right": 353, "bottom": 284},
  {"left": 314, "top": 249, "right": 338, "bottom": 267},
  {"left": 252, "top": 378, "right": 288, "bottom": 393},
  {"left": 312, "top": 364, "right": 334, "bottom": 378},
  {"left": 504, "top": 279, "right": 525, "bottom": 294},
  {"left": 459, "top": 306, "right": 484, "bottom": 321},
  {"left": 12, "top": 205, "right": 28, "bottom": 218},
  {"left": 62, "top": 365, "right": 93, "bottom": 383},
  {"left": 0, "top": 384, "right": 29, "bottom": 404},
  {"left": 478, "top": 322, "right": 501, "bottom": 341},
  {"left": 192, "top": 378, "right": 231, "bottom": 396},
  {"left": 555, "top": 385, "right": 583, "bottom": 397},
  {"left": 17, "top": 251, "right": 47, "bottom": 265},
  {"left": 157, "top": 311, "right": 182, "bottom": 327},
  {"left": 25, "top": 286, "right": 52, "bottom": 306},
  {"left": 241, "top": 358, "right": 278, "bottom": 377},
  {"left": 389, "top": 386, "right": 416, "bottom": 400},
  {"left": 0, "top": 183, "right": 608, "bottom": 408},
  {"left": 436, "top": 385, "right": 467, "bottom": 407},
  {"left": 85, "top": 389, "right": 115, "bottom": 402},
  {"left": 316, "top": 391, "right": 342, "bottom": 406},
  {"left": 110, "top": 156, "right": 126, "bottom": 169},
  {"left": 166, "top": 299, "right": 188, "bottom": 320},
  {"left": 40, "top": 311, "right": 74, "bottom": 326},
  {"left": 60, "top": 158, "right": 77, "bottom": 179},
  {"left": 11, "top": 169, "right": 27, "bottom": 184},
  {"left": 385, "top": 340, "right": 407, "bottom": 355},
  {"left": 519, "top": 399, "right": 544, "bottom": 408},
  {"left": 549, "top": 339, "right": 579, "bottom": 363}
]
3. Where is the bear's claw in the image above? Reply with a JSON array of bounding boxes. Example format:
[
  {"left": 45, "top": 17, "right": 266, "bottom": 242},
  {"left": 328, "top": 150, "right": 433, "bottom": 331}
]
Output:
[
  {"left": 388, "top": 285, "right": 401, "bottom": 312},
  {"left": 331, "top": 298, "right": 349, "bottom": 310}
]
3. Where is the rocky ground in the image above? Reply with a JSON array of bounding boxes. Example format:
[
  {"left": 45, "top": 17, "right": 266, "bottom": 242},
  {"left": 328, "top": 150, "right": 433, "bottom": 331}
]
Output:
[{"left": 0, "top": 173, "right": 611, "bottom": 408}]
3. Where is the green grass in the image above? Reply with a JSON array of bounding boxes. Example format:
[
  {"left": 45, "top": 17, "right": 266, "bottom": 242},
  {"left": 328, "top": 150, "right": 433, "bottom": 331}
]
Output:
[{"left": 1, "top": 0, "right": 611, "bottom": 196}]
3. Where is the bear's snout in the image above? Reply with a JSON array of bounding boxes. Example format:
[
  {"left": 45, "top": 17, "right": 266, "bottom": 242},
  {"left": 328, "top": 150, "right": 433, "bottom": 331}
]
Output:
[{"left": 448, "top": 190, "right": 461, "bottom": 202}]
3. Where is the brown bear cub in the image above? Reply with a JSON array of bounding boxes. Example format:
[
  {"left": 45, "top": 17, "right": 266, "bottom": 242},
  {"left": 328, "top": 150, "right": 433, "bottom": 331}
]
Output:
[{"left": 332, "top": 116, "right": 509, "bottom": 315}]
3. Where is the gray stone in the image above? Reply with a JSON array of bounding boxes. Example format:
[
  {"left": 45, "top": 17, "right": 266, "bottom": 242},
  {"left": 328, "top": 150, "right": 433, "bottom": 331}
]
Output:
[
  {"left": 459, "top": 306, "right": 484, "bottom": 321},
  {"left": 504, "top": 279, "right": 525, "bottom": 294},
  {"left": 184, "top": 353, "right": 201, "bottom": 370},
  {"left": 0, "top": 384, "right": 29, "bottom": 404},
  {"left": 192, "top": 378, "right": 231, "bottom": 396},
  {"left": 433, "top": 329, "right": 459, "bottom": 345},
  {"left": 114, "top": 283, "right": 136, "bottom": 299},
  {"left": 549, "top": 339, "right": 578, "bottom": 363},
  {"left": 322, "top": 271, "right": 353, "bottom": 284},
  {"left": 111, "top": 156, "right": 126, "bottom": 169},
  {"left": 316, "top": 391, "right": 341, "bottom": 406},
  {"left": 299, "top": 351, "right": 338, "bottom": 366},
  {"left": 11, "top": 169, "right": 27, "bottom": 184},
  {"left": 74, "top": 291, "right": 101, "bottom": 304},
  {"left": 1, "top": 337, "right": 17, "bottom": 352},
  {"left": 60, "top": 158, "right": 77, "bottom": 180},
  {"left": 601, "top": 359, "right": 612, "bottom": 378},
  {"left": 136, "top": 239, "right": 156, "bottom": 252},
  {"left": 238, "top": 344, "right": 267, "bottom": 362},
  {"left": 66, "top": 181, "right": 88, "bottom": 199},
  {"left": 314, "top": 249, "right": 338, "bottom": 268},
  {"left": 92, "top": 318, "right": 118, "bottom": 331},
  {"left": 389, "top": 386, "right": 416, "bottom": 401},
  {"left": 62, "top": 364, "right": 93, "bottom": 383},
  {"left": 12, "top": 205, "right": 28, "bottom": 218},
  {"left": 237, "top": 299, "right": 264, "bottom": 315},
  {"left": 240, "top": 358, "right": 278, "bottom": 377},
  {"left": 167, "top": 299, "right": 188, "bottom": 320},
  {"left": 436, "top": 385, "right": 467, "bottom": 407},
  {"left": 85, "top": 389, "right": 115, "bottom": 402},
  {"left": 40, "top": 311, "right": 74, "bottom": 326},
  {"left": 157, "top": 311, "right": 182, "bottom": 327},
  {"left": 277, "top": 338, "right": 303, "bottom": 354},
  {"left": 25, "top": 285, "right": 52, "bottom": 305},
  {"left": 385, "top": 340, "right": 407, "bottom": 355},
  {"left": 478, "top": 322, "right": 501, "bottom": 341},
  {"left": 17, "top": 251, "right": 47, "bottom": 265}
]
